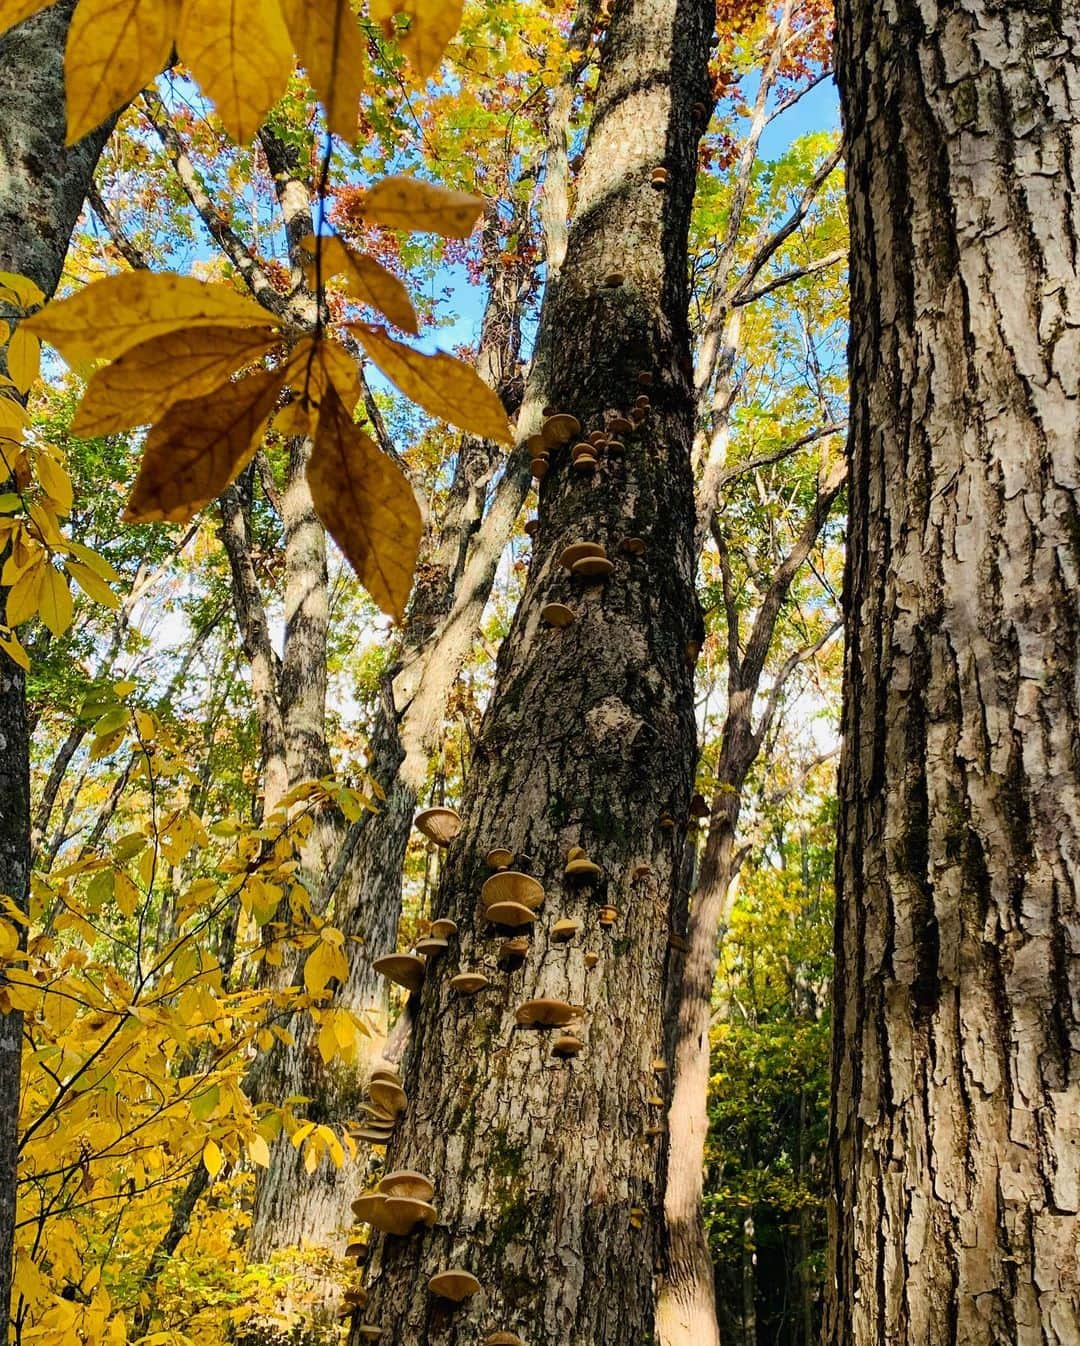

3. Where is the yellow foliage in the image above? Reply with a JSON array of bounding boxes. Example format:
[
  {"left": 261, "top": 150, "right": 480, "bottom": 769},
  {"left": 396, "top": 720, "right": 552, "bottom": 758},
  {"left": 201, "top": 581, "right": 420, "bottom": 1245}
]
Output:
[
  {"left": 300, "top": 233, "right": 419, "bottom": 334},
  {"left": 278, "top": 0, "right": 367, "bottom": 141},
  {"left": 358, "top": 174, "right": 485, "bottom": 238},
  {"left": 371, "top": 0, "right": 464, "bottom": 77}
]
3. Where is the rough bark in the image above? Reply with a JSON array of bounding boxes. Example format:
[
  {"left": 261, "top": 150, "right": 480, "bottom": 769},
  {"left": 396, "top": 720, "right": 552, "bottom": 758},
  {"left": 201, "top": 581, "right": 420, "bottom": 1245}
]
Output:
[
  {"left": 0, "top": 6, "right": 117, "bottom": 1337},
  {"left": 827, "top": 2, "right": 1080, "bottom": 1343},
  {"left": 351, "top": 2, "right": 712, "bottom": 1343}
]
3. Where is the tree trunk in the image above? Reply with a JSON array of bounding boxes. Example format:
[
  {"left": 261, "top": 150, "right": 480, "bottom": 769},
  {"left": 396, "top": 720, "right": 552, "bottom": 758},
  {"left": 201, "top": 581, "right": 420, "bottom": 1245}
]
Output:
[
  {"left": 351, "top": 2, "right": 712, "bottom": 1342},
  {"left": 827, "top": 2, "right": 1080, "bottom": 1343},
  {"left": 0, "top": 7, "right": 117, "bottom": 1338}
]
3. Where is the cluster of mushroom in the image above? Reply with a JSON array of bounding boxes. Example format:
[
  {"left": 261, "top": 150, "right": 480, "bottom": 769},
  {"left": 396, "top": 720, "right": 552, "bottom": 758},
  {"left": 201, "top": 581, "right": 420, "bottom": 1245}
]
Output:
[
  {"left": 352, "top": 1170, "right": 438, "bottom": 1237},
  {"left": 355, "top": 1061, "right": 407, "bottom": 1145},
  {"left": 528, "top": 387, "right": 653, "bottom": 488}
]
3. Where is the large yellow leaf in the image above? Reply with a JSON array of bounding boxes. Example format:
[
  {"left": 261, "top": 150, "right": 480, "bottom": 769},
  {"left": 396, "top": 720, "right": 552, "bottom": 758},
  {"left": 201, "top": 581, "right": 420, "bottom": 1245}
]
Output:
[
  {"left": 359, "top": 175, "right": 483, "bottom": 238},
  {"left": 279, "top": 0, "right": 366, "bottom": 141},
  {"left": 370, "top": 0, "right": 463, "bottom": 77},
  {"left": 178, "top": 0, "right": 294, "bottom": 144},
  {"left": 72, "top": 326, "right": 282, "bottom": 436},
  {"left": 64, "top": 0, "right": 178, "bottom": 145},
  {"left": 7, "top": 325, "right": 40, "bottom": 395},
  {"left": 24, "top": 273, "right": 279, "bottom": 367},
  {"left": 124, "top": 367, "right": 287, "bottom": 523},
  {"left": 300, "top": 235, "right": 418, "bottom": 334},
  {"left": 353, "top": 323, "right": 512, "bottom": 444},
  {"left": 307, "top": 384, "right": 421, "bottom": 622},
  {"left": 38, "top": 566, "right": 73, "bottom": 638},
  {"left": 285, "top": 336, "right": 361, "bottom": 414},
  {"left": 0, "top": 0, "right": 52, "bottom": 39}
]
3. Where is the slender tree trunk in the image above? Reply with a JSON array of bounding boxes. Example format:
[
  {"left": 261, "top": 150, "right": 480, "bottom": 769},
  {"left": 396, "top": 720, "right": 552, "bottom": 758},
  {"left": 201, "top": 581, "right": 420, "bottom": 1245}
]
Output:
[
  {"left": 0, "top": 7, "right": 118, "bottom": 1338},
  {"left": 827, "top": 2, "right": 1080, "bottom": 1343},
  {"left": 352, "top": 3, "right": 712, "bottom": 1342}
]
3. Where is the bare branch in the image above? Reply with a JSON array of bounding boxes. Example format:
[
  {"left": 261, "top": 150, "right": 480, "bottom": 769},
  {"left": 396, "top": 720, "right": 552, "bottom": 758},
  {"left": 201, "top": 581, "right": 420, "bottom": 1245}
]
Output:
[{"left": 732, "top": 247, "right": 846, "bottom": 308}]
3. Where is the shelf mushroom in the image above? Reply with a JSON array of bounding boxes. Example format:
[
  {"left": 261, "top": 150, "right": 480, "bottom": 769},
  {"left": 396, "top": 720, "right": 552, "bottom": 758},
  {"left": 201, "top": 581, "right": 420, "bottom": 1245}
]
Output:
[
  {"left": 607, "top": 413, "right": 634, "bottom": 436},
  {"left": 651, "top": 166, "right": 669, "bottom": 187},
  {"left": 414, "top": 806, "right": 462, "bottom": 846},
  {"left": 484, "top": 1334, "right": 526, "bottom": 1346},
  {"left": 481, "top": 871, "right": 545, "bottom": 910},
  {"left": 620, "top": 537, "right": 647, "bottom": 556},
  {"left": 372, "top": 953, "right": 426, "bottom": 994},
  {"left": 355, "top": 1326, "right": 383, "bottom": 1341},
  {"left": 515, "top": 998, "right": 583, "bottom": 1028},
  {"left": 551, "top": 917, "right": 581, "bottom": 942},
  {"left": 415, "top": 935, "right": 449, "bottom": 957},
  {"left": 564, "top": 847, "right": 602, "bottom": 878},
  {"left": 540, "top": 602, "right": 575, "bottom": 628},
  {"left": 498, "top": 935, "right": 530, "bottom": 961},
  {"left": 378, "top": 1171, "right": 435, "bottom": 1200},
  {"left": 572, "top": 554, "right": 615, "bottom": 579},
  {"left": 541, "top": 412, "right": 581, "bottom": 450},
  {"left": 552, "top": 1033, "right": 585, "bottom": 1058},
  {"left": 486, "top": 902, "right": 538, "bottom": 928},
  {"left": 599, "top": 905, "right": 619, "bottom": 927},
  {"left": 486, "top": 847, "right": 515, "bottom": 870},
  {"left": 558, "top": 541, "right": 606, "bottom": 571},
  {"left": 450, "top": 971, "right": 491, "bottom": 995},
  {"left": 428, "top": 1269, "right": 482, "bottom": 1302},
  {"left": 431, "top": 918, "right": 458, "bottom": 940},
  {"left": 369, "top": 1078, "right": 407, "bottom": 1118},
  {"left": 584, "top": 951, "right": 600, "bottom": 969}
]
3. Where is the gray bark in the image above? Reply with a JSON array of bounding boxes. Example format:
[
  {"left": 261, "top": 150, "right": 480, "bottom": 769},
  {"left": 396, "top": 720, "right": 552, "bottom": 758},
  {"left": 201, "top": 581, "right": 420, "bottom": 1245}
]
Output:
[
  {"left": 827, "top": 2, "right": 1080, "bottom": 1342},
  {"left": 350, "top": 1, "right": 712, "bottom": 1342}
]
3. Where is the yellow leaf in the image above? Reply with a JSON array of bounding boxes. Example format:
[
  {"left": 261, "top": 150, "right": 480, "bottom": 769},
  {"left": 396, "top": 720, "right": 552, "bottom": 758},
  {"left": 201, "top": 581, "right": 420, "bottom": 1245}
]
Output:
[
  {"left": 6, "top": 560, "right": 44, "bottom": 627},
  {"left": 280, "top": 0, "right": 366, "bottom": 141},
  {"left": 0, "top": 271, "right": 44, "bottom": 308},
  {"left": 24, "top": 272, "right": 279, "bottom": 367},
  {"left": 35, "top": 453, "right": 73, "bottom": 515},
  {"left": 7, "top": 326, "right": 39, "bottom": 394},
  {"left": 353, "top": 323, "right": 512, "bottom": 443},
  {"left": 114, "top": 873, "right": 141, "bottom": 918},
  {"left": 67, "top": 561, "right": 120, "bottom": 610},
  {"left": 72, "top": 325, "right": 282, "bottom": 436},
  {"left": 0, "top": 1, "right": 52, "bottom": 39},
  {"left": 0, "top": 397, "right": 29, "bottom": 441},
  {"left": 178, "top": 0, "right": 294, "bottom": 144},
  {"left": 0, "top": 628, "right": 29, "bottom": 670},
  {"left": 284, "top": 336, "right": 361, "bottom": 415},
  {"left": 358, "top": 174, "right": 484, "bottom": 238},
  {"left": 300, "top": 235, "right": 418, "bottom": 334},
  {"left": 370, "top": 0, "right": 463, "bottom": 77},
  {"left": 124, "top": 368, "right": 287, "bottom": 523},
  {"left": 38, "top": 565, "right": 73, "bottom": 637},
  {"left": 307, "top": 384, "right": 421, "bottom": 622},
  {"left": 303, "top": 935, "right": 348, "bottom": 996},
  {"left": 64, "top": 0, "right": 178, "bottom": 145},
  {"left": 248, "top": 1134, "right": 271, "bottom": 1167},
  {"left": 202, "top": 1138, "right": 224, "bottom": 1177},
  {"left": 67, "top": 540, "right": 121, "bottom": 583}
]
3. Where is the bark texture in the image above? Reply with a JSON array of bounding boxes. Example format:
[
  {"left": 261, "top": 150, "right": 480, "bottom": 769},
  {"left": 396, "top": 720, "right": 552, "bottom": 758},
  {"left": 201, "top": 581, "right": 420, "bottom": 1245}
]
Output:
[
  {"left": 351, "top": 2, "right": 712, "bottom": 1342},
  {"left": 0, "top": 6, "right": 116, "bottom": 1338},
  {"left": 828, "top": 2, "right": 1080, "bottom": 1343}
]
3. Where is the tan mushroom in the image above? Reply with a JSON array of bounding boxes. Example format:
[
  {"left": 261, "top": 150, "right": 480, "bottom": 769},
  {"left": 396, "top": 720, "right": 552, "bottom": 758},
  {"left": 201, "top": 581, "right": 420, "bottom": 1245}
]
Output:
[
  {"left": 607, "top": 414, "right": 634, "bottom": 436},
  {"left": 599, "top": 905, "right": 619, "bottom": 927},
  {"left": 430, "top": 918, "right": 458, "bottom": 940},
  {"left": 571, "top": 555, "right": 615, "bottom": 579},
  {"left": 659, "top": 811, "right": 676, "bottom": 830},
  {"left": 629, "top": 1206, "right": 644, "bottom": 1228},
  {"left": 369, "top": 1078, "right": 407, "bottom": 1116},
  {"left": 589, "top": 429, "right": 608, "bottom": 446},
  {"left": 652, "top": 1057, "right": 669, "bottom": 1074},
  {"left": 499, "top": 936, "right": 530, "bottom": 960},
  {"left": 540, "top": 602, "right": 575, "bottom": 628},
  {"left": 638, "top": 371, "right": 654, "bottom": 386},
  {"left": 484, "top": 1334, "right": 526, "bottom": 1346},
  {"left": 524, "top": 517, "right": 540, "bottom": 538},
  {"left": 351, "top": 1192, "right": 387, "bottom": 1224},
  {"left": 634, "top": 394, "right": 651, "bottom": 410},
  {"left": 372, "top": 1196, "right": 438, "bottom": 1236},
  {"left": 344, "top": 1241, "right": 367, "bottom": 1260},
  {"left": 515, "top": 998, "right": 582, "bottom": 1028},
  {"left": 650, "top": 166, "right": 669, "bottom": 187},
  {"left": 428, "top": 1269, "right": 482, "bottom": 1302},
  {"left": 414, "top": 806, "right": 462, "bottom": 846},
  {"left": 551, "top": 917, "right": 581, "bottom": 942},
  {"left": 558, "top": 541, "right": 605, "bottom": 570},
  {"left": 571, "top": 452, "right": 598, "bottom": 472},
  {"left": 481, "top": 871, "right": 545, "bottom": 910},
  {"left": 355, "top": 1326, "right": 383, "bottom": 1341},
  {"left": 485, "top": 847, "right": 514, "bottom": 870},
  {"left": 485, "top": 901, "right": 538, "bottom": 928},
  {"left": 414, "top": 936, "right": 449, "bottom": 957},
  {"left": 631, "top": 862, "right": 651, "bottom": 879},
  {"left": 356, "top": 1126, "right": 394, "bottom": 1145},
  {"left": 648, "top": 1093, "right": 665, "bottom": 1107},
  {"left": 372, "top": 953, "right": 426, "bottom": 993},
  {"left": 531, "top": 457, "right": 549, "bottom": 481},
  {"left": 369, "top": 1062, "right": 402, "bottom": 1084},
  {"left": 378, "top": 1171, "right": 435, "bottom": 1201},
  {"left": 584, "top": 951, "right": 600, "bottom": 968},
  {"left": 565, "top": 852, "right": 602, "bottom": 878},
  {"left": 620, "top": 537, "right": 647, "bottom": 556},
  {"left": 541, "top": 413, "right": 581, "bottom": 449},
  {"left": 606, "top": 439, "right": 626, "bottom": 456},
  {"left": 450, "top": 972, "right": 490, "bottom": 995},
  {"left": 552, "top": 1034, "right": 585, "bottom": 1058},
  {"left": 525, "top": 433, "right": 546, "bottom": 456},
  {"left": 603, "top": 271, "right": 625, "bottom": 288}
]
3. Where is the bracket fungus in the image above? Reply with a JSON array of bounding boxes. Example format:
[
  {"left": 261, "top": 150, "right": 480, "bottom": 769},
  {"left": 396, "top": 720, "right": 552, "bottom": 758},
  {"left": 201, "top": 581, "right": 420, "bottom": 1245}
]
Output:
[
  {"left": 564, "top": 849, "right": 602, "bottom": 878},
  {"left": 428, "top": 1269, "right": 482, "bottom": 1302},
  {"left": 551, "top": 917, "right": 581, "bottom": 942},
  {"left": 635, "top": 394, "right": 651, "bottom": 410},
  {"left": 430, "top": 917, "right": 458, "bottom": 940},
  {"left": 689, "top": 792, "right": 710, "bottom": 819},
  {"left": 373, "top": 953, "right": 426, "bottom": 993},
  {"left": 541, "top": 412, "right": 581, "bottom": 449},
  {"left": 638, "top": 370, "right": 654, "bottom": 386},
  {"left": 378, "top": 1171, "right": 434, "bottom": 1201},
  {"left": 540, "top": 602, "right": 575, "bottom": 628},
  {"left": 571, "top": 452, "right": 598, "bottom": 473},
  {"left": 355, "top": 1327, "right": 383, "bottom": 1341},
  {"left": 531, "top": 457, "right": 549, "bottom": 481},
  {"left": 450, "top": 971, "right": 490, "bottom": 995},
  {"left": 584, "top": 950, "right": 600, "bottom": 968},
  {"left": 572, "top": 554, "right": 615, "bottom": 579},
  {"left": 652, "top": 1057, "right": 669, "bottom": 1074},
  {"left": 659, "top": 811, "right": 676, "bottom": 830},
  {"left": 589, "top": 429, "right": 608, "bottom": 446},
  {"left": 606, "top": 438, "right": 626, "bottom": 456},
  {"left": 481, "top": 871, "right": 545, "bottom": 910},
  {"left": 524, "top": 517, "right": 540, "bottom": 538},
  {"left": 599, "top": 905, "right": 619, "bottom": 927},
  {"left": 552, "top": 1034, "right": 585, "bottom": 1058},
  {"left": 484, "top": 1335, "right": 526, "bottom": 1346},
  {"left": 620, "top": 537, "right": 647, "bottom": 556},
  {"left": 414, "top": 936, "right": 449, "bottom": 957},
  {"left": 499, "top": 935, "right": 530, "bottom": 961},
  {"left": 414, "top": 807, "right": 462, "bottom": 846},
  {"left": 485, "top": 847, "right": 514, "bottom": 870},
  {"left": 631, "top": 862, "right": 652, "bottom": 879},
  {"left": 344, "top": 1287, "right": 367, "bottom": 1307},
  {"left": 558, "top": 541, "right": 605, "bottom": 571},
  {"left": 369, "top": 1078, "right": 408, "bottom": 1117},
  {"left": 351, "top": 1192, "right": 387, "bottom": 1224},
  {"left": 486, "top": 901, "right": 538, "bottom": 928},
  {"left": 515, "top": 998, "right": 583, "bottom": 1028},
  {"left": 606, "top": 413, "right": 633, "bottom": 436},
  {"left": 650, "top": 166, "right": 669, "bottom": 187}
]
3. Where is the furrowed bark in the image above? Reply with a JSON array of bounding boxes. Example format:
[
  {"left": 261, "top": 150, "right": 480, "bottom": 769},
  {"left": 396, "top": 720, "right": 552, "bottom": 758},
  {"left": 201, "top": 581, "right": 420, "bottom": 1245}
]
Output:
[
  {"left": 351, "top": 2, "right": 712, "bottom": 1342},
  {"left": 0, "top": 6, "right": 118, "bottom": 1337},
  {"left": 827, "top": 1, "right": 1080, "bottom": 1342}
]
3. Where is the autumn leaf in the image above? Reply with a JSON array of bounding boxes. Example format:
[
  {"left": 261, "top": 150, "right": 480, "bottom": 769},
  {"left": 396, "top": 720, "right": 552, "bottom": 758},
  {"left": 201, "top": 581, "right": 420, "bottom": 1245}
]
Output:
[
  {"left": 35, "top": 453, "right": 74, "bottom": 514},
  {"left": 353, "top": 323, "right": 513, "bottom": 443},
  {"left": 38, "top": 566, "right": 74, "bottom": 638},
  {"left": 359, "top": 175, "right": 484, "bottom": 239},
  {"left": 370, "top": 0, "right": 464, "bottom": 78},
  {"left": 7, "top": 326, "right": 40, "bottom": 395},
  {"left": 307, "top": 384, "right": 421, "bottom": 623},
  {"left": 25, "top": 272, "right": 280, "bottom": 367},
  {"left": 124, "top": 367, "right": 288, "bottom": 523},
  {"left": 285, "top": 337, "right": 362, "bottom": 416},
  {"left": 202, "top": 1139, "right": 224, "bottom": 1177},
  {"left": 72, "top": 326, "right": 282, "bottom": 436},
  {"left": 300, "top": 234, "right": 418, "bottom": 334},
  {"left": 0, "top": 0, "right": 52, "bottom": 40},
  {"left": 303, "top": 933, "right": 349, "bottom": 996},
  {"left": 64, "top": 0, "right": 178, "bottom": 145},
  {"left": 279, "top": 0, "right": 366, "bottom": 141},
  {"left": 177, "top": 0, "right": 294, "bottom": 144}
]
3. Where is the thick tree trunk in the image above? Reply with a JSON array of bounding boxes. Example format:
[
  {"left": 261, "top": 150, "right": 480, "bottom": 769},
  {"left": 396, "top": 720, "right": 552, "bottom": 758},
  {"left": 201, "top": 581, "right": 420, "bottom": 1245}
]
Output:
[
  {"left": 0, "top": 7, "right": 117, "bottom": 1339},
  {"left": 827, "top": 3, "right": 1080, "bottom": 1343},
  {"left": 351, "top": 3, "right": 712, "bottom": 1343}
]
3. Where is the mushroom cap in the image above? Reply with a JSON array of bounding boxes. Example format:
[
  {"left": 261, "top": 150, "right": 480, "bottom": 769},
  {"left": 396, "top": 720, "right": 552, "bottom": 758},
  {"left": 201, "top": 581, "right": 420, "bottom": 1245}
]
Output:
[
  {"left": 567, "top": 845, "right": 586, "bottom": 861},
  {"left": 652, "top": 1057, "right": 669, "bottom": 1073},
  {"left": 571, "top": 441, "right": 594, "bottom": 457},
  {"left": 525, "top": 433, "right": 545, "bottom": 455},
  {"left": 369, "top": 1065, "right": 401, "bottom": 1086},
  {"left": 498, "top": 936, "right": 530, "bottom": 960},
  {"left": 571, "top": 555, "right": 615, "bottom": 579},
  {"left": 428, "top": 1269, "right": 482, "bottom": 1302},
  {"left": 450, "top": 972, "right": 491, "bottom": 995},
  {"left": 481, "top": 871, "right": 545, "bottom": 910},
  {"left": 540, "top": 602, "right": 575, "bottom": 628},
  {"left": 372, "top": 953, "right": 426, "bottom": 993},
  {"left": 584, "top": 951, "right": 600, "bottom": 968},
  {"left": 377, "top": 1196, "right": 439, "bottom": 1236},
  {"left": 356, "top": 1327, "right": 383, "bottom": 1341},
  {"left": 648, "top": 1093, "right": 665, "bottom": 1106},
  {"left": 638, "top": 370, "right": 654, "bottom": 386},
  {"left": 689, "top": 792, "right": 709, "bottom": 818},
  {"left": 484, "top": 1334, "right": 526, "bottom": 1346},
  {"left": 351, "top": 1192, "right": 387, "bottom": 1224},
  {"left": 414, "top": 806, "right": 462, "bottom": 846},
  {"left": 551, "top": 917, "right": 581, "bottom": 941},
  {"left": 344, "top": 1241, "right": 367, "bottom": 1260},
  {"left": 378, "top": 1170, "right": 435, "bottom": 1201},
  {"left": 606, "top": 439, "right": 626, "bottom": 456},
  {"left": 552, "top": 1034, "right": 585, "bottom": 1057},
  {"left": 631, "top": 862, "right": 651, "bottom": 879},
  {"left": 414, "top": 936, "right": 449, "bottom": 957},
  {"left": 651, "top": 167, "right": 669, "bottom": 184},
  {"left": 356, "top": 1126, "right": 394, "bottom": 1145},
  {"left": 530, "top": 458, "right": 549, "bottom": 480},
  {"left": 485, "top": 901, "right": 538, "bottom": 929},
  {"left": 558, "top": 541, "right": 605, "bottom": 570},
  {"left": 565, "top": 856, "right": 602, "bottom": 877},
  {"left": 369, "top": 1079, "right": 407, "bottom": 1116},
  {"left": 620, "top": 537, "right": 647, "bottom": 555},
  {"left": 607, "top": 414, "right": 634, "bottom": 435},
  {"left": 571, "top": 454, "right": 597, "bottom": 471},
  {"left": 599, "top": 906, "right": 619, "bottom": 925},
  {"left": 540, "top": 413, "right": 581, "bottom": 449},
  {"left": 344, "top": 1288, "right": 368, "bottom": 1306},
  {"left": 485, "top": 847, "right": 515, "bottom": 870},
  {"left": 515, "top": 998, "right": 582, "bottom": 1028},
  {"left": 430, "top": 918, "right": 458, "bottom": 940},
  {"left": 524, "top": 517, "right": 540, "bottom": 537},
  {"left": 603, "top": 271, "right": 625, "bottom": 287},
  {"left": 589, "top": 430, "right": 608, "bottom": 446},
  {"left": 359, "top": 1102, "right": 396, "bottom": 1123},
  {"left": 336, "top": 1304, "right": 356, "bottom": 1320}
]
